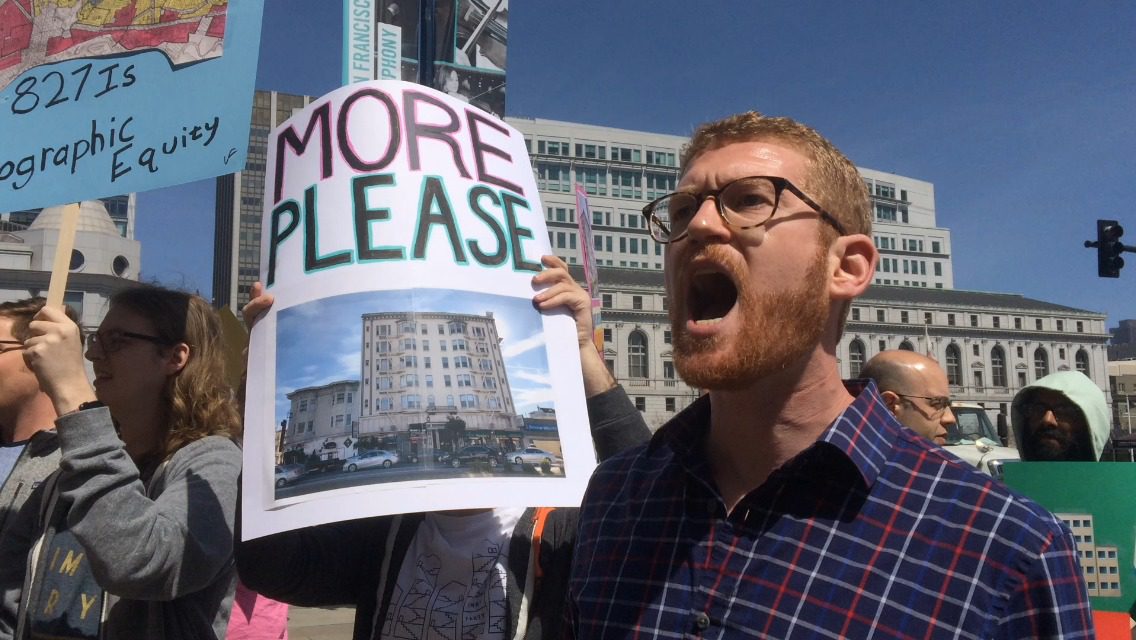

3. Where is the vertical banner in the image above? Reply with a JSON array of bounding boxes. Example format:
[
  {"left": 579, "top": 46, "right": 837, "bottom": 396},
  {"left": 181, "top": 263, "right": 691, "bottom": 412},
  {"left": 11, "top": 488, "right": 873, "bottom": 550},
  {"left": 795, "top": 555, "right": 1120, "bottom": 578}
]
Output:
[
  {"left": 242, "top": 80, "right": 594, "bottom": 540},
  {"left": 0, "top": 0, "right": 265, "bottom": 210},
  {"left": 574, "top": 183, "right": 597, "bottom": 298},
  {"left": 343, "top": 0, "right": 376, "bottom": 84},
  {"left": 344, "top": 0, "right": 508, "bottom": 116},
  {"left": 575, "top": 183, "right": 602, "bottom": 352}
]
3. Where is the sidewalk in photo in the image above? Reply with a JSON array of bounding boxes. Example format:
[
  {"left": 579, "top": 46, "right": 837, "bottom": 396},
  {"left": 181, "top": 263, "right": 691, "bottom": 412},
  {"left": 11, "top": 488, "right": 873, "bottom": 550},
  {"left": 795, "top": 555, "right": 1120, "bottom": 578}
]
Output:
[{"left": 289, "top": 606, "right": 356, "bottom": 640}]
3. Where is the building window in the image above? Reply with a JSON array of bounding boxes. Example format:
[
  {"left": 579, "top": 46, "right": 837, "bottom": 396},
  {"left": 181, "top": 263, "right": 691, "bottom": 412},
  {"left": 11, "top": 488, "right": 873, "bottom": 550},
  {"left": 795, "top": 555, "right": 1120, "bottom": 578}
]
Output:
[
  {"left": 1017, "top": 345, "right": 1024, "bottom": 358},
  {"left": 603, "top": 328, "right": 612, "bottom": 343},
  {"left": 628, "top": 331, "right": 649, "bottom": 378},
  {"left": 924, "top": 312, "right": 932, "bottom": 325},
  {"left": 972, "top": 344, "right": 980, "bottom": 356},
  {"left": 1036, "top": 318, "right": 1043, "bottom": 330},
  {"left": 947, "top": 314, "right": 955, "bottom": 326},
  {"left": 1014, "top": 317, "right": 1022, "bottom": 330},
  {"left": 665, "top": 397, "right": 676, "bottom": 412},
  {"left": 852, "top": 307, "right": 861, "bottom": 321},
  {"left": 663, "top": 361, "right": 675, "bottom": 384},
  {"left": 663, "top": 330, "right": 672, "bottom": 344},
  {"left": 1076, "top": 349, "right": 1090, "bottom": 374},
  {"left": 1056, "top": 320, "right": 1064, "bottom": 331},
  {"left": 634, "top": 397, "right": 646, "bottom": 412},
  {"left": 1034, "top": 348, "right": 1050, "bottom": 379},
  {"left": 848, "top": 340, "right": 865, "bottom": 377},
  {"left": 970, "top": 315, "right": 979, "bottom": 327},
  {"left": 876, "top": 309, "right": 885, "bottom": 322},
  {"left": 632, "top": 295, "right": 643, "bottom": 310},
  {"left": 602, "top": 294, "right": 612, "bottom": 308},
  {"left": 991, "top": 346, "right": 1007, "bottom": 387},
  {"left": 945, "top": 344, "right": 962, "bottom": 386},
  {"left": 900, "top": 311, "right": 909, "bottom": 323},
  {"left": 993, "top": 317, "right": 1000, "bottom": 328},
  {"left": 973, "top": 370, "right": 984, "bottom": 390},
  {"left": 878, "top": 339, "right": 887, "bottom": 352},
  {"left": 1077, "top": 321, "right": 1084, "bottom": 333}
]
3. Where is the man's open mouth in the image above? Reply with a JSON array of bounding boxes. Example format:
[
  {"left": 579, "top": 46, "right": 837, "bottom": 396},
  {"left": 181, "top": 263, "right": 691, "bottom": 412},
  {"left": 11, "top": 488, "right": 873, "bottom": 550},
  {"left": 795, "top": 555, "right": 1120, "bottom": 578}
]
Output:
[{"left": 688, "top": 270, "right": 739, "bottom": 325}]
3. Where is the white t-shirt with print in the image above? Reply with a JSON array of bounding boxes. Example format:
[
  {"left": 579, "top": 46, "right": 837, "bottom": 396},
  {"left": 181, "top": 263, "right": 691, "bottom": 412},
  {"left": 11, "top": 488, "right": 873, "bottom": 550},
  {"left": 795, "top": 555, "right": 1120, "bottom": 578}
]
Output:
[{"left": 381, "top": 508, "right": 526, "bottom": 640}]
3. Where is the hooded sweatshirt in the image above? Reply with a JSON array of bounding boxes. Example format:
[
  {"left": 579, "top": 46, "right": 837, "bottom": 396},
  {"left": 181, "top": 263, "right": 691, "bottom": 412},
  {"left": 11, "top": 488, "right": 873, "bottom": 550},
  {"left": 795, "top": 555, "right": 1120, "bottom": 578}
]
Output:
[{"left": 1011, "top": 371, "right": 1111, "bottom": 461}]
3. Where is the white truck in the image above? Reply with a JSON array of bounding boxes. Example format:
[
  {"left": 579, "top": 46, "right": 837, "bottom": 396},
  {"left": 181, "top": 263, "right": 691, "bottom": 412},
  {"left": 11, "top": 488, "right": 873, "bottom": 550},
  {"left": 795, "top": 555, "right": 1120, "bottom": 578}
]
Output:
[{"left": 946, "top": 402, "right": 1020, "bottom": 479}]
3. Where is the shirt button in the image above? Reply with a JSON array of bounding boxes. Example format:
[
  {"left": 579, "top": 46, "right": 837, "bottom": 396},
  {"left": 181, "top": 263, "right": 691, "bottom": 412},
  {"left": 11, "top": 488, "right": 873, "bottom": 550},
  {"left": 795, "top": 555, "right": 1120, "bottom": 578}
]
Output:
[{"left": 694, "top": 612, "right": 710, "bottom": 630}]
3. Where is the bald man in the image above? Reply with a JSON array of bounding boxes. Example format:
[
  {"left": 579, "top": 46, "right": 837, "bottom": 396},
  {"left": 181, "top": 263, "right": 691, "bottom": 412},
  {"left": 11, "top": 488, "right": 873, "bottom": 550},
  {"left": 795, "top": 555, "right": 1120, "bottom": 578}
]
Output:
[{"left": 860, "top": 350, "right": 956, "bottom": 445}]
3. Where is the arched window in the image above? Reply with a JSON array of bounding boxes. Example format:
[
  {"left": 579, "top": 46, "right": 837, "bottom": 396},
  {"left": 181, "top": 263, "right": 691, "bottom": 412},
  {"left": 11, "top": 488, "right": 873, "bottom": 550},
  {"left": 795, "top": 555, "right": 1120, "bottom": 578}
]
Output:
[
  {"left": 848, "top": 339, "right": 865, "bottom": 377},
  {"left": 1034, "top": 347, "right": 1050, "bottom": 379},
  {"left": 945, "top": 344, "right": 961, "bottom": 386},
  {"left": 628, "top": 331, "right": 649, "bottom": 378},
  {"left": 991, "top": 346, "right": 1007, "bottom": 387},
  {"left": 1075, "top": 349, "right": 1090, "bottom": 375},
  {"left": 898, "top": 340, "right": 915, "bottom": 351}
]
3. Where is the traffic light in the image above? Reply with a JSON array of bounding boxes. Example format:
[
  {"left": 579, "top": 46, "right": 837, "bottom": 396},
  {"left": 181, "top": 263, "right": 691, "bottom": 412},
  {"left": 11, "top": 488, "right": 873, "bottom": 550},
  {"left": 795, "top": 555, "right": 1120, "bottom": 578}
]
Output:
[{"left": 1096, "top": 219, "right": 1125, "bottom": 278}]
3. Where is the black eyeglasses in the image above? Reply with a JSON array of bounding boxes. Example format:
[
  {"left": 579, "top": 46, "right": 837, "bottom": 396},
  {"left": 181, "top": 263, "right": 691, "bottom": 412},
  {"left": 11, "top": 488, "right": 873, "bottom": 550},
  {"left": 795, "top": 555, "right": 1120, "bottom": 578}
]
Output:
[
  {"left": 0, "top": 339, "right": 22, "bottom": 354},
  {"left": 88, "top": 329, "right": 172, "bottom": 353},
  {"left": 1021, "top": 401, "right": 1081, "bottom": 423},
  {"left": 895, "top": 393, "right": 952, "bottom": 416},
  {"left": 641, "top": 175, "right": 847, "bottom": 244}
]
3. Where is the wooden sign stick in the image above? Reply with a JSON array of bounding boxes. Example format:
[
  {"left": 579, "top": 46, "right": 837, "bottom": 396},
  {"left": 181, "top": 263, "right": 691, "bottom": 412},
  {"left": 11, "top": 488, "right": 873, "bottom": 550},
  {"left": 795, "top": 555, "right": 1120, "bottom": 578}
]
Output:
[{"left": 46, "top": 202, "right": 81, "bottom": 308}]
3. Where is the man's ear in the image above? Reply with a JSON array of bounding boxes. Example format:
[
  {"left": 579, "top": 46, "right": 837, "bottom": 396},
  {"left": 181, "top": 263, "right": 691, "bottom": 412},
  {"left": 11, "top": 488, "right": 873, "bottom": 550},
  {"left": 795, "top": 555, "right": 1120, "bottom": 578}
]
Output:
[
  {"left": 879, "top": 389, "right": 902, "bottom": 414},
  {"left": 828, "top": 234, "right": 877, "bottom": 301},
  {"left": 164, "top": 343, "right": 191, "bottom": 376}
]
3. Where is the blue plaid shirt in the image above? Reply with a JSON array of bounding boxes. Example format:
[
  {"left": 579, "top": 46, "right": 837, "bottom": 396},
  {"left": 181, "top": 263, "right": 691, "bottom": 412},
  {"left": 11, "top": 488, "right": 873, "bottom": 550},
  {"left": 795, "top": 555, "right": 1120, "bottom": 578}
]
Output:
[{"left": 569, "top": 381, "right": 1093, "bottom": 639}]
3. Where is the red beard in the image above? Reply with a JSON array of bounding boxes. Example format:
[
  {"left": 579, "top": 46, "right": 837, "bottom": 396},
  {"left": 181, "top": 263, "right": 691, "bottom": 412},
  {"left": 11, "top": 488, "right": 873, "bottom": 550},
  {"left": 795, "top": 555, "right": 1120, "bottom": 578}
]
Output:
[{"left": 671, "top": 245, "right": 830, "bottom": 391}]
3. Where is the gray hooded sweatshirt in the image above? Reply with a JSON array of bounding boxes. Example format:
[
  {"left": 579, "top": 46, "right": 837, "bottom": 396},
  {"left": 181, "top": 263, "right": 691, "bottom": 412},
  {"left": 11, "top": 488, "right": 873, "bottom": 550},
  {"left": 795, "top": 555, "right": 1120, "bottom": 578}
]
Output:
[
  {"left": 1011, "top": 371, "right": 1111, "bottom": 461},
  {"left": 0, "top": 406, "right": 241, "bottom": 640}
]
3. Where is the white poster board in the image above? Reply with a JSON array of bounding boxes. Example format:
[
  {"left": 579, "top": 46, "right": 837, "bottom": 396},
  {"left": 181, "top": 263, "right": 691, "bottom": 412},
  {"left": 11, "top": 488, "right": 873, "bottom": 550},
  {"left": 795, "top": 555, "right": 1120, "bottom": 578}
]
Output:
[{"left": 242, "top": 80, "right": 593, "bottom": 540}]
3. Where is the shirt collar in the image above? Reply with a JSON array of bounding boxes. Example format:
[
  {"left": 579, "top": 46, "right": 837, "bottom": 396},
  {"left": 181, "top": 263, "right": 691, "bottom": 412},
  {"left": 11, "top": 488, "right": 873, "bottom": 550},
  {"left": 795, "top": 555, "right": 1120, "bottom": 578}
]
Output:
[
  {"left": 654, "top": 379, "right": 901, "bottom": 489},
  {"left": 817, "top": 379, "right": 899, "bottom": 488}
]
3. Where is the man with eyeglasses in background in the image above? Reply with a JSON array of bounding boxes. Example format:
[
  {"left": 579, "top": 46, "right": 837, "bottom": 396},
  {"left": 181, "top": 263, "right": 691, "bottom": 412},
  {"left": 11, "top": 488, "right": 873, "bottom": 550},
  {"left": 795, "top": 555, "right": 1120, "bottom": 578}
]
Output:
[
  {"left": 0, "top": 298, "right": 80, "bottom": 543},
  {"left": 567, "top": 111, "right": 1093, "bottom": 639},
  {"left": 1011, "top": 371, "right": 1110, "bottom": 462},
  {"left": 860, "top": 350, "right": 955, "bottom": 445}
]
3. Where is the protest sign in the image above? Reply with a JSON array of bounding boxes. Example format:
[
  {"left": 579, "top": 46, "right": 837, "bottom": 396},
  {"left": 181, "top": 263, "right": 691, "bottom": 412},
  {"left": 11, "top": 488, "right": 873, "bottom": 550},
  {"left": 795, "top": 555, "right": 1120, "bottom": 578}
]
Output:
[
  {"left": 242, "top": 79, "right": 593, "bottom": 540},
  {"left": 0, "top": 0, "right": 264, "bottom": 210},
  {"left": 1002, "top": 462, "right": 1136, "bottom": 636}
]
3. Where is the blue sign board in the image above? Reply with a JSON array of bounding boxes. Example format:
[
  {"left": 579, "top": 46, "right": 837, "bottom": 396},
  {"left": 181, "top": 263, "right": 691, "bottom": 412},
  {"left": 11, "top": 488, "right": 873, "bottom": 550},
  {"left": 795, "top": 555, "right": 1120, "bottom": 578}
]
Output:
[{"left": 0, "top": 0, "right": 264, "bottom": 210}]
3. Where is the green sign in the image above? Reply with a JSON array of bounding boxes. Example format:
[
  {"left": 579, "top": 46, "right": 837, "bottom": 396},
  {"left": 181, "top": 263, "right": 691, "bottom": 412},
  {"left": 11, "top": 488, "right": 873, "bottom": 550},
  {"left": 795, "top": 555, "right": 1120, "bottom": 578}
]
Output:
[{"left": 1002, "top": 462, "right": 1136, "bottom": 614}]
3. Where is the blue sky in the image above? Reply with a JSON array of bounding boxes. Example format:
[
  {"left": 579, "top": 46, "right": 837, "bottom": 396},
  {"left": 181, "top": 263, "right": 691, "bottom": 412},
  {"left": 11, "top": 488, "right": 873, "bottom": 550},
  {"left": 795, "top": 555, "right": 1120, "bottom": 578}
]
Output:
[
  {"left": 273, "top": 288, "right": 552, "bottom": 422},
  {"left": 138, "top": 1, "right": 1136, "bottom": 325}
]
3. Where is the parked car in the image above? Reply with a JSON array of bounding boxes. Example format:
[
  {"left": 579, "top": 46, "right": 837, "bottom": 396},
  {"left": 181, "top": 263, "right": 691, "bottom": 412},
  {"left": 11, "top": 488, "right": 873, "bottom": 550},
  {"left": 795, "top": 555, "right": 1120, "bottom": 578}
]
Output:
[
  {"left": 344, "top": 449, "right": 400, "bottom": 471},
  {"left": 274, "top": 463, "right": 304, "bottom": 487},
  {"left": 304, "top": 454, "right": 346, "bottom": 474},
  {"left": 512, "top": 447, "right": 560, "bottom": 466},
  {"left": 441, "top": 445, "right": 501, "bottom": 468}
]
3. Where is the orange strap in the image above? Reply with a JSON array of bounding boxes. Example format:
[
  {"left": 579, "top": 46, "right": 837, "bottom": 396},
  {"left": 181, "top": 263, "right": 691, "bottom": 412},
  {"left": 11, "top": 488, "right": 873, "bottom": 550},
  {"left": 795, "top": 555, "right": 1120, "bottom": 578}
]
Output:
[{"left": 531, "top": 507, "right": 556, "bottom": 582}]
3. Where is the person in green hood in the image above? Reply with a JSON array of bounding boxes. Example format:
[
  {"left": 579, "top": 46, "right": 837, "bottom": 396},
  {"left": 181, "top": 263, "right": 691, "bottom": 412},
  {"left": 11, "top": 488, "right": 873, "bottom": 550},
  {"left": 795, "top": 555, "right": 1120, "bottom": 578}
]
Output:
[{"left": 1011, "top": 371, "right": 1111, "bottom": 462}]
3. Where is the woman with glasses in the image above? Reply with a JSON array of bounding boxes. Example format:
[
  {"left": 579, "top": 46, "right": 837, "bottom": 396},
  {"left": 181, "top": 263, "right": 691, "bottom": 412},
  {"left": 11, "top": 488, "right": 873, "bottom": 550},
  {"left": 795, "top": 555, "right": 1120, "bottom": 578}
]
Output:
[{"left": 0, "top": 285, "right": 242, "bottom": 640}]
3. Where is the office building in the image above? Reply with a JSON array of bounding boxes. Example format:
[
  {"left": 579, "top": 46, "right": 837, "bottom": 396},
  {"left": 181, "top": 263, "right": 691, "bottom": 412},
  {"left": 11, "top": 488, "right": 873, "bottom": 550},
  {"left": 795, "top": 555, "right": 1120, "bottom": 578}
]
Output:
[{"left": 213, "top": 91, "right": 314, "bottom": 310}]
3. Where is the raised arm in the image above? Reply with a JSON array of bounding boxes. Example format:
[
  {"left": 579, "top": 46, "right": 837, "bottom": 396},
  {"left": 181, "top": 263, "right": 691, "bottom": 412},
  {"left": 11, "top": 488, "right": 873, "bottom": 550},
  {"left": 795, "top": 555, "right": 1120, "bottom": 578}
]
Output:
[{"left": 531, "top": 255, "right": 649, "bottom": 460}]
